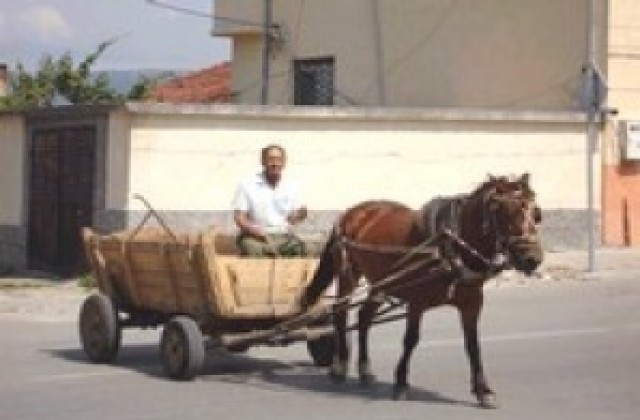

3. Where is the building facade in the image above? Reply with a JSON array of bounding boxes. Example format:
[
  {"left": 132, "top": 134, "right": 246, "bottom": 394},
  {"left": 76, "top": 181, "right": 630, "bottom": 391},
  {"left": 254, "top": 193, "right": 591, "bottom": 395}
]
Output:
[
  {"left": 1, "top": 104, "right": 593, "bottom": 274},
  {"left": 212, "top": 0, "right": 640, "bottom": 246},
  {"left": 212, "top": 0, "right": 604, "bottom": 109}
]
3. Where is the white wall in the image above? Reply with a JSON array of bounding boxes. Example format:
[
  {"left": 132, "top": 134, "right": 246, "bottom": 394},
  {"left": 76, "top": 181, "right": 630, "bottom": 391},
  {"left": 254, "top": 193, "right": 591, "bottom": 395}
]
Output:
[
  {"left": 121, "top": 104, "right": 595, "bottom": 215},
  {"left": 0, "top": 114, "right": 24, "bottom": 225}
]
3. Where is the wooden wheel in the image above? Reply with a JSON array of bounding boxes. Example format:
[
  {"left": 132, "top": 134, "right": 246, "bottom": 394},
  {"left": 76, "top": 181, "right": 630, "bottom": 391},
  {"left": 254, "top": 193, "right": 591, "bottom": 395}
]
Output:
[
  {"left": 307, "top": 333, "right": 335, "bottom": 367},
  {"left": 78, "top": 293, "right": 121, "bottom": 363},
  {"left": 160, "top": 316, "right": 205, "bottom": 380}
]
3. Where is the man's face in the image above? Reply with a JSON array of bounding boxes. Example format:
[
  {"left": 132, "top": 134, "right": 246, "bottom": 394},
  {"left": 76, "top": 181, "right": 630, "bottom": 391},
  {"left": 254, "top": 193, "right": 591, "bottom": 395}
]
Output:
[{"left": 262, "top": 147, "right": 285, "bottom": 184}]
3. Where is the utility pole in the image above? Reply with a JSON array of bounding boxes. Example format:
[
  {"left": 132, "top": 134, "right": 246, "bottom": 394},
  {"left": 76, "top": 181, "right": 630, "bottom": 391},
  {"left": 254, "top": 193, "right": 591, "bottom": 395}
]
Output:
[
  {"left": 261, "top": 0, "right": 273, "bottom": 105},
  {"left": 584, "top": 0, "right": 602, "bottom": 271}
]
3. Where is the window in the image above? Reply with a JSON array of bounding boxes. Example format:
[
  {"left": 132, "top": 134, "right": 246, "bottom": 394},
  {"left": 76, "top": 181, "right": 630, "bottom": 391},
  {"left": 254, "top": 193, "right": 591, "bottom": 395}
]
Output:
[{"left": 294, "top": 57, "right": 335, "bottom": 105}]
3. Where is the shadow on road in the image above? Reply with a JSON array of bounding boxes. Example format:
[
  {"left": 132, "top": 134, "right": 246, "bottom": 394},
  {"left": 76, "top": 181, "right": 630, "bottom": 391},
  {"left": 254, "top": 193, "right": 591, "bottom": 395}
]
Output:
[
  {"left": 45, "top": 345, "right": 473, "bottom": 407},
  {"left": 45, "top": 343, "right": 166, "bottom": 377},
  {"left": 226, "top": 360, "right": 473, "bottom": 407}
]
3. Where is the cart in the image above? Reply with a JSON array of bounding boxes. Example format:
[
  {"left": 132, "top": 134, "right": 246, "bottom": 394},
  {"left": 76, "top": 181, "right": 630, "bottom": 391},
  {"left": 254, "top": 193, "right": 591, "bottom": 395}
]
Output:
[{"left": 79, "top": 201, "right": 334, "bottom": 380}]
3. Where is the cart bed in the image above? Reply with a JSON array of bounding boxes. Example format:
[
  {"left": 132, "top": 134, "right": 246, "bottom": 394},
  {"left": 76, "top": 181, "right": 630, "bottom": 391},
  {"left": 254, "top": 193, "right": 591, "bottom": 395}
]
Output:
[{"left": 83, "top": 227, "right": 319, "bottom": 320}]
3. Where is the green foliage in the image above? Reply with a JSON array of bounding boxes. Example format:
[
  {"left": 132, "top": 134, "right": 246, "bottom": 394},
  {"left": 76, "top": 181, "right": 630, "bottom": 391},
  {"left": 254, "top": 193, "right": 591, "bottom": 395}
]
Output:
[
  {"left": 0, "top": 38, "right": 158, "bottom": 109},
  {"left": 127, "top": 74, "right": 160, "bottom": 101},
  {"left": 77, "top": 273, "right": 97, "bottom": 290}
]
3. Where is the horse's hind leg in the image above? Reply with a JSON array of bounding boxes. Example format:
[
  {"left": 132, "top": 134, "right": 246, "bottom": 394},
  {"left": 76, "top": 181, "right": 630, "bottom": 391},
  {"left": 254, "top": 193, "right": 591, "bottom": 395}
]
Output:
[
  {"left": 357, "top": 299, "right": 381, "bottom": 387},
  {"left": 458, "top": 290, "right": 498, "bottom": 409},
  {"left": 329, "top": 272, "right": 357, "bottom": 383},
  {"left": 393, "top": 305, "right": 423, "bottom": 400},
  {"left": 329, "top": 302, "right": 349, "bottom": 383}
]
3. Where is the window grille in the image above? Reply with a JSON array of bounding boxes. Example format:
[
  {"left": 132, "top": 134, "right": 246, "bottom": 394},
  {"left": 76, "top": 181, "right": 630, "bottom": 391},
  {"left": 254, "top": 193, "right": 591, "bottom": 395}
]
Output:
[{"left": 294, "top": 57, "right": 335, "bottom": 105}]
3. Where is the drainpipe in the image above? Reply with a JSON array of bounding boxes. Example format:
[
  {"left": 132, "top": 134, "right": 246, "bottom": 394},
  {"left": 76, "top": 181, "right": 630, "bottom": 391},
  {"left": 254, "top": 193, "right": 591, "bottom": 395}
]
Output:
[
  {"left": 261, "top": 0, "right": 273, "bottom": 105},
  {"left": 371, "top": 0, "right": 386, "bottom": 105},
  {"left": 585, "top": 0, "right": 599, "bottom": 271}
]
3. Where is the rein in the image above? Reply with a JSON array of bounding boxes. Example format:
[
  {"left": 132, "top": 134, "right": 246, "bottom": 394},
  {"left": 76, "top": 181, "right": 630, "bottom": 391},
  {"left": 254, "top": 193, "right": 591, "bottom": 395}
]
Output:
[
  {"left": 328, "top": 183, "right": 538, "bottom": 304},
  {"left": 335, "top": 228, "right": 502, "bottom": 303}
]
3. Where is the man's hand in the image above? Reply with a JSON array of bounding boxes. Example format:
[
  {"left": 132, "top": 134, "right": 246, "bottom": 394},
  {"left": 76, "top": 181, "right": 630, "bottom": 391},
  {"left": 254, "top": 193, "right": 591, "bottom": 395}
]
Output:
[
  {"left": 234, "top": 210, "right": 267, "bottom": 241},
  {"left": 287, "top": 206, "right": 308, "bottom": 225}
]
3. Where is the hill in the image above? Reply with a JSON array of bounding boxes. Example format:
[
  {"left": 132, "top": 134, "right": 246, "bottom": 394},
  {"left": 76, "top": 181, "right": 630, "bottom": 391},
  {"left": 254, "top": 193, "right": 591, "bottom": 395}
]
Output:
[{"left": 98, "top": 69, "right": 180, "bottom": 94}]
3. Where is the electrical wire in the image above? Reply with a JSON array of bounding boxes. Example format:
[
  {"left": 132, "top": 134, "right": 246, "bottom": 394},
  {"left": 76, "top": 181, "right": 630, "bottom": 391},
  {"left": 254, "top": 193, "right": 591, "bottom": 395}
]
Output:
[{"left": 146, "top": 0, "right": 275, "bottom": 28}]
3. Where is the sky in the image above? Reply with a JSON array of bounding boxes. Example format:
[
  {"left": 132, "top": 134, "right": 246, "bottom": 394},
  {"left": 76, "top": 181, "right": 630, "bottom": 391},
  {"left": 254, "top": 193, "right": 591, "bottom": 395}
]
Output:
[{"left": 0, "top": 0, "right": 230, "bottom": 71}]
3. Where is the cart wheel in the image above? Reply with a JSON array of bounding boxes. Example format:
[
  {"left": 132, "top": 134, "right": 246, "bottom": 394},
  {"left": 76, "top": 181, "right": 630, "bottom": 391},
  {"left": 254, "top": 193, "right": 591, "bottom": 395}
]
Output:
[
  {"left": 160, "top": 316, "right": 205, "bottom": 380},
  {"left": 79, "top": 293, "right": 121, "bottom": 363},
  {"left": 307, "top": 334, "right": 335, "bottom": 367}
]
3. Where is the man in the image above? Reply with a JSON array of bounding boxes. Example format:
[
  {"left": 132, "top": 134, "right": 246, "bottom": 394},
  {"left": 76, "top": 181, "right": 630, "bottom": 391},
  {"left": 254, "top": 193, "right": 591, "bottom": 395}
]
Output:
[{"left": 231, "top": 144, "right": 308, "bottom": 256}]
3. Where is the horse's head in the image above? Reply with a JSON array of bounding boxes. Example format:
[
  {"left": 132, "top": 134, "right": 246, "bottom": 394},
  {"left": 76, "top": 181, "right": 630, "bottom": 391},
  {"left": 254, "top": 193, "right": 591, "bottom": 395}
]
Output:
[{"left": 467, "top": 173, "right": 543, "bottom": 275}]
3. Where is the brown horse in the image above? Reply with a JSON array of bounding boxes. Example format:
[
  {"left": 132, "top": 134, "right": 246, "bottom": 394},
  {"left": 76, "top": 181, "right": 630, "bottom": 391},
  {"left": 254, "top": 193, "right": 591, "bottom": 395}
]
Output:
[{"left": 301, "top": 174, "right": 543, "bottom": 407}]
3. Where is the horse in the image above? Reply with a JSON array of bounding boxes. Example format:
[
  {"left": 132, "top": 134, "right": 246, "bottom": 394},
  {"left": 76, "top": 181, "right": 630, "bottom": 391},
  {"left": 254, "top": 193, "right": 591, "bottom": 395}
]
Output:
[{"left": 300, "top": 173, "right": 543, "bottom": 408}]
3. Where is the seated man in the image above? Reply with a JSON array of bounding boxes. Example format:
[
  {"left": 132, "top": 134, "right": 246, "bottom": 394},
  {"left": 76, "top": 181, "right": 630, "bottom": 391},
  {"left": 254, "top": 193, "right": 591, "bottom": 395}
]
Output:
[{"left": 231, "top": 144, "right": 308, "bottom": 257}]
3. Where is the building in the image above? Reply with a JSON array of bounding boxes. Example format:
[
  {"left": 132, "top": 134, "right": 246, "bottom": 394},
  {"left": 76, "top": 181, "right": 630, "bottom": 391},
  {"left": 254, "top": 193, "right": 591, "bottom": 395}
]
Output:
[
  {"left": 211, "top": 0, "right": 602, "bottom": 109},
  {"left": 149, "top": 62, "right": 232, "bottom": 104},
  {"left": 2, "top": 1, "right": 640, "bottom": 275},
  {"left": 212, "top": 0, "right": 640, "bottom": 246}
]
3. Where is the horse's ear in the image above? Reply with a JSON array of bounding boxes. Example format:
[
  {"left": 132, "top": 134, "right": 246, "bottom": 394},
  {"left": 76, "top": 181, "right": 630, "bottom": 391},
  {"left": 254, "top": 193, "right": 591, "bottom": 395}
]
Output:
[{"left": 520, "top": 173, "right": 530, "bottom": 186}]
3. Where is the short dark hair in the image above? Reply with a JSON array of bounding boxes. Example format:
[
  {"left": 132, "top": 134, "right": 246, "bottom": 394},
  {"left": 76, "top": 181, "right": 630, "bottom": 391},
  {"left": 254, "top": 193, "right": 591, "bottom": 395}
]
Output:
[{"left": 261, "top": 144, "right": 286, "bottom": 161}]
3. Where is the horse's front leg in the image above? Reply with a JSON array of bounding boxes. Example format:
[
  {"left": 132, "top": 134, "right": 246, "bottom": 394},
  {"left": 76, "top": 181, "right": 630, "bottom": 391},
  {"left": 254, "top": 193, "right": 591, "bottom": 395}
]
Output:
[
  {"left": 393, "top": 304, "right": 423, "bottom": 400},
  {"left": 458, "top": 289, "right": 498, "bottom": 409},
  {"left": 357, "top": 299, "right": 381, "bottom": 387}
]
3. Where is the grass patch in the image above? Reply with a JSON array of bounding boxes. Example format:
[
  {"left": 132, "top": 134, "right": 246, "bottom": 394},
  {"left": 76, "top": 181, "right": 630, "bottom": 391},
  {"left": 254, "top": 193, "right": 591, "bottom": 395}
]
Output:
[
  {"left": 0, "top": 282, "right": 50, "bottom": 290},
  {"left": 77, "top": 273, "right": 97, "bottom": 290}
]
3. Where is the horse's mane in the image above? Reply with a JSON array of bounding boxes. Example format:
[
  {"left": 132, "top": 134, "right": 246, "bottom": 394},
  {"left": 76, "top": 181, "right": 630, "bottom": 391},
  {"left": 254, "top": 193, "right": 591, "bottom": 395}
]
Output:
[{"left": 470, "top": 174, "right": 535, "bottom": 199}]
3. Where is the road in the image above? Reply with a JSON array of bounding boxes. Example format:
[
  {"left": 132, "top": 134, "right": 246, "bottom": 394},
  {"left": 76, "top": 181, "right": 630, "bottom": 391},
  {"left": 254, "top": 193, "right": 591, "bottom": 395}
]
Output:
[{"left": 1, "top": 276, "right": 639, "bottom": 420}]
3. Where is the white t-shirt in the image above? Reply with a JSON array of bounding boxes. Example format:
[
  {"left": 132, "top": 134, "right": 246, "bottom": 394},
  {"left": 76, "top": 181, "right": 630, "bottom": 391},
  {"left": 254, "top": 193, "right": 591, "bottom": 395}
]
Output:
[{"left": 231, "top": 172, "right": 304, "bottom": 234}]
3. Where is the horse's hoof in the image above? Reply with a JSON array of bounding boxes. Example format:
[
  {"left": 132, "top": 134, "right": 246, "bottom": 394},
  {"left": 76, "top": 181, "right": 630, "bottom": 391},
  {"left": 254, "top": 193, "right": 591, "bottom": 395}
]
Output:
[
  {"left": 477, "top": 392, "right": 499, "bottom": 409},
  {"left": 359, "top": 373, "right": 376, "bottom": 388},
  {"left": 329, "top": 370, "right": 347, "bottom": 384},
  {"left": 392, "top": 385, "right": 409, "bottom": 401}
]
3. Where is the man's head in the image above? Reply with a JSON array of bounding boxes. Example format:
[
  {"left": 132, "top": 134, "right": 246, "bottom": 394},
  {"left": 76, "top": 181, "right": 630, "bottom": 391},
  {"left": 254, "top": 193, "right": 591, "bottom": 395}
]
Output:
[{"left": 261, "top": 144, "right": 286, "bottom": 185}]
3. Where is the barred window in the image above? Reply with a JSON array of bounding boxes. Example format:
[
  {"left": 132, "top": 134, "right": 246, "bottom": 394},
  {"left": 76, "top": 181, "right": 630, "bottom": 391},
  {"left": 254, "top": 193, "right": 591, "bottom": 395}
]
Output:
[{"left": 294, "top": 57, "right": 335, "bottom": 105}]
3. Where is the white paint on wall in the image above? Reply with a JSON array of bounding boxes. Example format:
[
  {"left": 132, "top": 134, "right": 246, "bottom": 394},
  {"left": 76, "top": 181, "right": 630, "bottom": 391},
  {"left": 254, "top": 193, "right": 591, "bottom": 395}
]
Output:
[
  {"left": 0, "top": 115, "right": 24, "bottom": 224},
  {"left": 117, "top": 105, "right": 595, "bottom": 214}
]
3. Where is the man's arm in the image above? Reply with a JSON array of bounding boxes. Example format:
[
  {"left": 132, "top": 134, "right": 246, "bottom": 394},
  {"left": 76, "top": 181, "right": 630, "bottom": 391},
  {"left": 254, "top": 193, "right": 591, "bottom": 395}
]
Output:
[
  {"left": 234, "top": 210, "right": 267, "bottom": 240},
  {"left": 287, "top": 206, "right": 308, "bottom": 225}
]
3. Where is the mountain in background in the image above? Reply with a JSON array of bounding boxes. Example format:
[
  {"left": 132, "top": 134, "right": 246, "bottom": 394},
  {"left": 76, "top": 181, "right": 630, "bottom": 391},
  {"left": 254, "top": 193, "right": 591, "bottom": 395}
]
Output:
[{"left": 98, "top": 69, "right": 181, "bottom": 94}]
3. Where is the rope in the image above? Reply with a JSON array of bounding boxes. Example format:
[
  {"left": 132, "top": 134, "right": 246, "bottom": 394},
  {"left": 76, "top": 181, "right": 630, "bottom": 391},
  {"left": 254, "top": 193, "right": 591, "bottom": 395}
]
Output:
[{"left": 129, "top": 194, "right": 179, "bottom": 242}]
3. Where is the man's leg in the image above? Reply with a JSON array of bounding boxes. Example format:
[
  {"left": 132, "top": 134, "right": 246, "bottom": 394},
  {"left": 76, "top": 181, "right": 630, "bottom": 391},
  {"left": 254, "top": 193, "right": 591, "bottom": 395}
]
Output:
[
  {"left": 236, "top": 235, "right": 275, "bottom": 257},
  {"left": 273, "top": 234, "right": 307, "bottom": 257}
]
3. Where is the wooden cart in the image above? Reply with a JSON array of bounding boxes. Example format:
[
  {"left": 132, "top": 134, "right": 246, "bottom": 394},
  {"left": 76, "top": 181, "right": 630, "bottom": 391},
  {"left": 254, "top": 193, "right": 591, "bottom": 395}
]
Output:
[{"left": 79, "top": 218, "right": 334, "bottom": 380}]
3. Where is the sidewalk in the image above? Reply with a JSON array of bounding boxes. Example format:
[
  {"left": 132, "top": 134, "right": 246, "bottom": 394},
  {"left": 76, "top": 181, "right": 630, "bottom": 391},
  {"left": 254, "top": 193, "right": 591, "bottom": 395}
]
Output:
[
  {"left": 543, "top": 247, "right": 640, "bottom": 273},
  {"left": 0, "top": 248, "right": 638, "bottom": 322},
  {"left": 1, "top": 247, "right": 639, "bottom": 288},
  {"left": 490, "top": 247, "right": 640, "bottom": 285}
]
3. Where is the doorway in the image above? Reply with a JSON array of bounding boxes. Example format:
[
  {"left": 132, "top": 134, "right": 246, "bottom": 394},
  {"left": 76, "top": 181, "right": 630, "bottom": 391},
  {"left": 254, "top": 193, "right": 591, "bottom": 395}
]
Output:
[{"left": 28, "top": 126, "right": 96, "bottom": 275}]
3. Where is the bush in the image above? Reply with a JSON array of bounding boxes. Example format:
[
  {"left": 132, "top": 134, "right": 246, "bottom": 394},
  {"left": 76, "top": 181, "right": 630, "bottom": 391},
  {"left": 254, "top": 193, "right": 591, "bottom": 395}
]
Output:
[{"left": 77, "top": 273, "right": 97, "bottom": 289}]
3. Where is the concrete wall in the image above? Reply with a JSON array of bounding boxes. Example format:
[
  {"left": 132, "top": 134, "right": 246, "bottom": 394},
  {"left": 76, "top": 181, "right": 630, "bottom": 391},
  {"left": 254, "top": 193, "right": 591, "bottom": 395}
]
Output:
[
  {"left": 0, "top": 104, "right": 603, "bottom": 272},
  {"left": 214, "top": 0, "right": 605, "bottom": 110},
  {"left": 0, "top": 113, "right": 26, "bottom": 269},
  {"left": 115, "top": 103, "right": 595, "bottom": 250},
  {"left": 0, "top": 114, "right": 25, "bottom": 225}
]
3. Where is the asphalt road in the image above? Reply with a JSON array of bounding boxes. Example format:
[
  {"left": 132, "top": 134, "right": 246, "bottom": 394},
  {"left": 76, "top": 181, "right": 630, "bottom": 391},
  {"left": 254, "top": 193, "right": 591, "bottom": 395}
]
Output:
[{"left": 1, "top": 276, "right": 639, "bottom": 420}]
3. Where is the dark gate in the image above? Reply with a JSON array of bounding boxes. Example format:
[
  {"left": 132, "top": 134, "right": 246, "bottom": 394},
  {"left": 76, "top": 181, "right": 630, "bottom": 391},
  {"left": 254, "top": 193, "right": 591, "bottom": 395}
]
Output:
[{"left": 28, "top": 126, "right": 96, "bottom": 275}]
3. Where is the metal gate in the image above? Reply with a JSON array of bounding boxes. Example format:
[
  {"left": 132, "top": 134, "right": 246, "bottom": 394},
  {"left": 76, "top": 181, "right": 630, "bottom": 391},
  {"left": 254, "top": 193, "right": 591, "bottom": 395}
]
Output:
[{"left": 28, "top": 126, "right": 96, "bottom": 275}]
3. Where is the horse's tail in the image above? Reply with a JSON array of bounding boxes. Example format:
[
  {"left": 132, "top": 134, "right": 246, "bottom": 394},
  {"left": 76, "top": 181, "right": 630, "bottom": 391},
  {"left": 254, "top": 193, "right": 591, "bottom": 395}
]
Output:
[{"left": 300, "top": 228, "right": 339, "bottom": 309}]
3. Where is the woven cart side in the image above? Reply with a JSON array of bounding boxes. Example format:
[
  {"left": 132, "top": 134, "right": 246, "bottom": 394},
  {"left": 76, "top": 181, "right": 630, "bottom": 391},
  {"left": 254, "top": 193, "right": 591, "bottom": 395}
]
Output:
[{"left": 200, "top": 230, "right": 321, "bottom": 319}]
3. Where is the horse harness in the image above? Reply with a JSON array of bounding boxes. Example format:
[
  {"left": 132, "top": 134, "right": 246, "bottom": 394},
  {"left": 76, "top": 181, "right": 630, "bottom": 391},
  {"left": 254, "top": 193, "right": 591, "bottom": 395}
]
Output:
[{"left": 330, "top": 185, "right": 538, "bottom": 303}]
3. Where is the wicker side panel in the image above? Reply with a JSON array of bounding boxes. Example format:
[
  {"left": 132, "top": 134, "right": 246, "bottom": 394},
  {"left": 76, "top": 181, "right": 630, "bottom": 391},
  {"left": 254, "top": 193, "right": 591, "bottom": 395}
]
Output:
[
  {"left": 203, "top": 256, "right": 319, "bottom": 319},
  {"left": 124, "top": 239, "right": 206, "bottom": 315},
  {"left": 84, "top": 227, "right": 208, "bottom": 315}
]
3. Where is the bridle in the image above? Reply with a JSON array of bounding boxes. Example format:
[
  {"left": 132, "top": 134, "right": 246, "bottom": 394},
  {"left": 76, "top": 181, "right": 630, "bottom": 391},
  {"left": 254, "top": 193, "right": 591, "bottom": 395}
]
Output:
[{"left": 480, "top": 188, "right": 540, "bottom": 270}]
